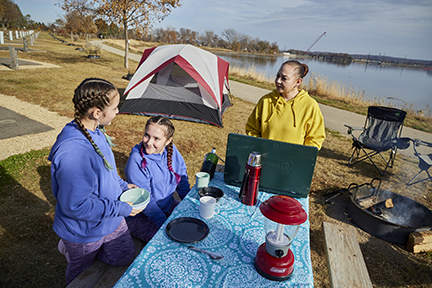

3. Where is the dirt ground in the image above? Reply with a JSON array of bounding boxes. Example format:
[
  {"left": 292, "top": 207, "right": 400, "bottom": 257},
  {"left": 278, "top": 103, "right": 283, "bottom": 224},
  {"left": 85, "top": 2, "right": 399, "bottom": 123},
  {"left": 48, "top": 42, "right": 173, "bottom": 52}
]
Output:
[{"left": 308, "top": 184, "right": 432, "bottom": 288}]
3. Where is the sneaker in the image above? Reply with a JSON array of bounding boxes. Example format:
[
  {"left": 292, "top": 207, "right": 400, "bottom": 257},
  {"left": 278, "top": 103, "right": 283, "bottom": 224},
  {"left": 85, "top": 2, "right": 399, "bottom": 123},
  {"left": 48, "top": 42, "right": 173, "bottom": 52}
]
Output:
[{"left": 58, "top": 239, "right": 70, "bottom": 263}]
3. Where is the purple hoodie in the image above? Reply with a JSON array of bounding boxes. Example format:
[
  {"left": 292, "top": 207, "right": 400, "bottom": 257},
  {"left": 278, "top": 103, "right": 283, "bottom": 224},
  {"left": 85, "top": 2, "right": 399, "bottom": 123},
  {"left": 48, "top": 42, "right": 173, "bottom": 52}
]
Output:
[
  {"left": 48, "top": 121, "right": 132, "bottom": 243},
  {"left": 125, "top": 143, "right": 190, "bottom": 227}
]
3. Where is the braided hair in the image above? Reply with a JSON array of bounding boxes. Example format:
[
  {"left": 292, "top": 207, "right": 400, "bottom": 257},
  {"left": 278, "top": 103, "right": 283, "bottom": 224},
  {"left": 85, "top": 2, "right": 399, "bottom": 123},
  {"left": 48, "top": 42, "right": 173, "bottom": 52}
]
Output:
[
  {"left": 139, "top": 116, "right": 181, "bottom": 184},
  {"left": 72, "top": 78, "right": 117, "bottom": 170},
  {"left": 282, "top": 60, "right": 309, "bottom": 79}
]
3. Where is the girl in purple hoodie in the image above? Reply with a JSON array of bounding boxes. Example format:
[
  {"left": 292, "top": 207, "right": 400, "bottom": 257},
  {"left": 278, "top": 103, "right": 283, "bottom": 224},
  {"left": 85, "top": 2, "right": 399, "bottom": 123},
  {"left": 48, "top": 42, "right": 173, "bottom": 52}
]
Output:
[
  {"left": 48, "top": 78, "right": 143, "bottom": 285},
  {"left": 125, "top": 116, "right": 190, "bottom": 242}
]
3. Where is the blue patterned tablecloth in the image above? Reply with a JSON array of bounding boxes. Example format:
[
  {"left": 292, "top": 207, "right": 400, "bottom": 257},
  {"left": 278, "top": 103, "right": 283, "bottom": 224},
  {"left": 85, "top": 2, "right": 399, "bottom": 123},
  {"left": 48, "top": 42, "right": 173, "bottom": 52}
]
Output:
[{"left": 115, "top": 172, "right": 313, "bottom": 288}]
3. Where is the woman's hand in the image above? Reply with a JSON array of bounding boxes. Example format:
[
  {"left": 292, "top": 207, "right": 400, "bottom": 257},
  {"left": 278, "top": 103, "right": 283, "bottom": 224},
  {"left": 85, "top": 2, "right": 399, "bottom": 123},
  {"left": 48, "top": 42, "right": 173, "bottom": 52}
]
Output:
[{"left": 127, "top": 183, "right": 139, "bottom": 189}]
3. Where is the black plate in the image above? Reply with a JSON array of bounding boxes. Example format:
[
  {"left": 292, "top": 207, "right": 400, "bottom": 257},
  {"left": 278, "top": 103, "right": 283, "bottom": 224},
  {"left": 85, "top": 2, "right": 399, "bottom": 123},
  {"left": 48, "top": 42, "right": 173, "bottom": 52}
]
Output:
[
  {"left": 165, "top": 217, "right": 209, "bottom": 243},
  {"left": 198, "top": 186, "right": 224, "bottom": 202}
]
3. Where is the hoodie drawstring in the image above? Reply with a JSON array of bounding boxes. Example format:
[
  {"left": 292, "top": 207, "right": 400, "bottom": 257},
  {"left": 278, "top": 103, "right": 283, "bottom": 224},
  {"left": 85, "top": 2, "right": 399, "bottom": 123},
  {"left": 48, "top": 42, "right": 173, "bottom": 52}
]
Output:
[{"left": 291, "top": 101, "right": 296, "bottom": 127}]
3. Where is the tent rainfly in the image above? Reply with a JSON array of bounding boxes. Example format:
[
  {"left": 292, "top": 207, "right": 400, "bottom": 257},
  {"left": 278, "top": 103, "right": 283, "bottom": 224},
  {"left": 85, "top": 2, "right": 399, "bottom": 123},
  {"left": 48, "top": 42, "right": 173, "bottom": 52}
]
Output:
[{"left": 119, "top": 44, "right": 232, "bottom": 127}]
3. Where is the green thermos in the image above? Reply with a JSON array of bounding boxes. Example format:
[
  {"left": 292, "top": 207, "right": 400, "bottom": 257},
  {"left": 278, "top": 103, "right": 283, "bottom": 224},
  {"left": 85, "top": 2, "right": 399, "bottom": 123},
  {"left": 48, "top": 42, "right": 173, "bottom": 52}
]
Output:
[{"left": 200, "top": 148, "right": 218, "bottom": 179}]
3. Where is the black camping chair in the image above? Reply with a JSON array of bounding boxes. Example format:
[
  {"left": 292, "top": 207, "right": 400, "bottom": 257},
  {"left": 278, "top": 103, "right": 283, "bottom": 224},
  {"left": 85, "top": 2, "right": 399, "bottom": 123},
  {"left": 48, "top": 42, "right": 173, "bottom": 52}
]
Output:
[
  {"left": 344, "top": 106, "right": 407, "bottom": 176},
  {"left": 407, "top": 138, "right": 432, "bottom": 185}
]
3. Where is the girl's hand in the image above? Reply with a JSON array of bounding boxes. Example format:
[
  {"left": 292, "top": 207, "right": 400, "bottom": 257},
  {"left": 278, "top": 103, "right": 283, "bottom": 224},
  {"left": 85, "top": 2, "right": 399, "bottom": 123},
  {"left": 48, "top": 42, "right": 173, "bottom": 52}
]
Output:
[
  {"left": 129, "top": 207, "right": 144, "bottom": 217},
  {"left": 125, "top": 201, "right": 144, "bottom": 216},
  {"left": 127, "top": 183, "right": 139, "bottom": 189}
]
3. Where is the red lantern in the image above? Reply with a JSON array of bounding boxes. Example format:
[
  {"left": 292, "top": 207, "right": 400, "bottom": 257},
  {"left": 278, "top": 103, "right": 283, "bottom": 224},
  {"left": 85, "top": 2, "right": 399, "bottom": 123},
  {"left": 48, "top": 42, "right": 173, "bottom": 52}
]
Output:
[{"left": 254, "top": 195, "right": 307, "bottom": 281}]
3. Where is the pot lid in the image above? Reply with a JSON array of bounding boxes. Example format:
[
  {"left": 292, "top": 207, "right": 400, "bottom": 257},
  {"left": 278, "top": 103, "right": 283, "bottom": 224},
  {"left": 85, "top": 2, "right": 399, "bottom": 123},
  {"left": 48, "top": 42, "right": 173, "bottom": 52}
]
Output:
[{"left": 260, "top": 195, "right": 307, "bottom": 225}]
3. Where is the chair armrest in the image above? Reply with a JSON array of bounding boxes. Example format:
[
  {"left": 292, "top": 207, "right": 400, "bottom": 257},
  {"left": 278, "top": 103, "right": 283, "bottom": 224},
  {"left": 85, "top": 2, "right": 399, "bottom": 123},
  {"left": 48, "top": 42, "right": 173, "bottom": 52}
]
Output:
[
  {"left": 414, "top": 138, "right": 432, "bottom": 148},
  {"left": 344, "top": 124, "right": 365, "bottom": 135},
  {"left": 397, "top": 137, "right": 411, "bottom": 150}
]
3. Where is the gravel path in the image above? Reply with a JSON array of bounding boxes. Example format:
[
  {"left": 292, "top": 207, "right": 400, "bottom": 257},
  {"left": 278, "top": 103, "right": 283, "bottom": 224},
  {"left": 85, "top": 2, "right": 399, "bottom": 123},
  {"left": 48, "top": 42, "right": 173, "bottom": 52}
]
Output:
[{"left": 0, "top": 94, "right": 70, "bottom": 160}]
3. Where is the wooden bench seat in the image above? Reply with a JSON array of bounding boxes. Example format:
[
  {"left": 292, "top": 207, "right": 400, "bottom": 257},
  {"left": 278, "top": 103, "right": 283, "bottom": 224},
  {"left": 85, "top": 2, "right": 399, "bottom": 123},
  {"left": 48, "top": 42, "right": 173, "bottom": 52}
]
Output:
[
  {"left": 322, "top": 221, "right": 373, "bottom": 288},
  {"left": 67, "top": 237, "right": 145, "bottom": 288}
]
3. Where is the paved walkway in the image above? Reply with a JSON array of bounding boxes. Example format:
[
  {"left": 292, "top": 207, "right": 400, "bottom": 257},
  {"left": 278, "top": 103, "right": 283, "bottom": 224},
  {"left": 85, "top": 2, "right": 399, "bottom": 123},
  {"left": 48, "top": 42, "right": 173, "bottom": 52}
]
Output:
[{"left": 98, "top": 41, "right": 432, "bottom": 159}]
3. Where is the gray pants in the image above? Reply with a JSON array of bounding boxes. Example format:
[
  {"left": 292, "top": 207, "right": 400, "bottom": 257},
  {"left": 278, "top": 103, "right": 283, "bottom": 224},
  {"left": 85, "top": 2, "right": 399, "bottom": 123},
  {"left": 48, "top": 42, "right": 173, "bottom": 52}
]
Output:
[{"left": 61, "top": 218, "right": 135, "bottom": 285}]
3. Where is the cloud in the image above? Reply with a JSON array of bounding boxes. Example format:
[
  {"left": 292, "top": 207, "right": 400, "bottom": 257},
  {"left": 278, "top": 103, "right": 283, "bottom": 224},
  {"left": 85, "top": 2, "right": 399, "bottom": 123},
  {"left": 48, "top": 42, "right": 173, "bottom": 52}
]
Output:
[{"left": 13, "top": 0, "right": 432, "bottom": 59}]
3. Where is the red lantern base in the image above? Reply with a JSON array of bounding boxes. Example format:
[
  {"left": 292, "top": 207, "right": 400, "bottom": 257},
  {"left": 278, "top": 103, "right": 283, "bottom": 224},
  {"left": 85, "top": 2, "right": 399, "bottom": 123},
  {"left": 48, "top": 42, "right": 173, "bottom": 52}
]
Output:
[{"left": 254, "top": 243, "right": 295, "bottom": 281}]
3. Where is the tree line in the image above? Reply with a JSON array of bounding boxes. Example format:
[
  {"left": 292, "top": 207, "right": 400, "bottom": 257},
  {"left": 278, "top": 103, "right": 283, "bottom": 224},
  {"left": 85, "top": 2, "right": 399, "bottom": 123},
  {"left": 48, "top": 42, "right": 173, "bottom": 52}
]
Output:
[
  {"left": 139, "top": 27, "right": 280, "bottom": 54},
  {"left": 2, "top": 0, "right": 280, "bottom": 68},
  {"left": 0, "top": 0, "right": 45, "bottom": 30},
  {"left": 57, "top": 5, "right": 280, "bottom": 55}
]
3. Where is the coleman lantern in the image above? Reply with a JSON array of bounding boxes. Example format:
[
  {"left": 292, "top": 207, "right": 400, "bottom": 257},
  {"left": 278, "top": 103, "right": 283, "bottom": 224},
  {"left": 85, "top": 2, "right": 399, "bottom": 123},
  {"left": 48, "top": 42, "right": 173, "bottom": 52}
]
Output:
[{"left": 254, "top": 195, "right": 307, "bottom": 281}]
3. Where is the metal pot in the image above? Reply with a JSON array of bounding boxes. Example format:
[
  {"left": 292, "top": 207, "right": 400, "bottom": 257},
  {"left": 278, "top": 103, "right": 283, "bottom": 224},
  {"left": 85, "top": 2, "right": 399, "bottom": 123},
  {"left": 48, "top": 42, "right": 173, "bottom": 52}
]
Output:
[{"left": 347, "top": 178, "right": 432, "bottom": 245}]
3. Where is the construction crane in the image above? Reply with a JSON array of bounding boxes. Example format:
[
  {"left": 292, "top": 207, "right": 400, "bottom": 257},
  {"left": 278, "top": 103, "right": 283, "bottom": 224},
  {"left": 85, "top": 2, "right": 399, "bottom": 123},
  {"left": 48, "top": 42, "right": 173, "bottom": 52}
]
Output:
[{"left": 302, "top": 32, "right": 326, "bottom": 55}]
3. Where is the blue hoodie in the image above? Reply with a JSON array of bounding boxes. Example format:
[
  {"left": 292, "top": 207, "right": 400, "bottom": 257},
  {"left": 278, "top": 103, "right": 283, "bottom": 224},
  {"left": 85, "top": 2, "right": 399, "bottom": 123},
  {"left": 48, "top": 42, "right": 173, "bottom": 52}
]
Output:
[
  {"left": 48, "top": 121, "right": 132, "bottom": 243},
  {"left": 125, "top": 143, "right": 190, "bottom": 227}
]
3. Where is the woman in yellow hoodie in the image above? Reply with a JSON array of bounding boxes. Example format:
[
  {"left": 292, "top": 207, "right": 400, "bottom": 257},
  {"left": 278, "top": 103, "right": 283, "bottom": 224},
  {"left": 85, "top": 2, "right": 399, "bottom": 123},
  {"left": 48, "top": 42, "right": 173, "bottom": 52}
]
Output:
[{"left": 246, "top": 60, "right": 325, "bottom": 150}]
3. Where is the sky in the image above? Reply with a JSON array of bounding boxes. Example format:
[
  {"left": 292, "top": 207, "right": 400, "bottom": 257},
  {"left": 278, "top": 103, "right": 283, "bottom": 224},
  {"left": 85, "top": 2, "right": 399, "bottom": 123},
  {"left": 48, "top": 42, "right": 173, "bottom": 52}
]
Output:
[{"left": 14, "top": 0, "right": 432, "bottom": 60}]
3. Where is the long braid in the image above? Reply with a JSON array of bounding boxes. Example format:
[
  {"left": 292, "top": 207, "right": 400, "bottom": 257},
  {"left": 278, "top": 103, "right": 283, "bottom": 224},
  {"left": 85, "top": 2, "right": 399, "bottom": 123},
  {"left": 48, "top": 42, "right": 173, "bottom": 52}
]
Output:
[
  {"left": 166, "top": 142, "right": 181, "bottom": 184},
  {"left": 73, "top": 78, "right": 117, "bottom": 170}
]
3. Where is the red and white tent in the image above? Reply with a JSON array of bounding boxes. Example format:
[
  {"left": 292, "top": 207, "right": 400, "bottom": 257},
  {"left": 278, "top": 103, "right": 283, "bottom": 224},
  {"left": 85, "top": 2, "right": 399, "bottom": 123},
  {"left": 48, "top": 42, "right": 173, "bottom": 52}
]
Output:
[{"left": 119, "top": 44, "right": 232, "bottom": 127}]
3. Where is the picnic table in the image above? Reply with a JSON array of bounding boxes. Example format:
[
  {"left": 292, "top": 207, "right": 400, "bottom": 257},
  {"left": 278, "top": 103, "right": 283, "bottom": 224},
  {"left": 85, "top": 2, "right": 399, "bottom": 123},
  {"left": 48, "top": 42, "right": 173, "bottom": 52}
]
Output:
[{"left": 114, "top": 172, "right": 313, "bottom": 287}]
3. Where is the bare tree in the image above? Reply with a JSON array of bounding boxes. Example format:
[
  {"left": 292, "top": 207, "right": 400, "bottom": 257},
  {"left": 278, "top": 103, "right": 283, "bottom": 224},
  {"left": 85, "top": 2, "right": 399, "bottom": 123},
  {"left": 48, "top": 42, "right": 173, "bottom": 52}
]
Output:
[
  {"left": 64, "top": 10, "right": 97, "bottom": 41},
  {"left": 96, "top": 0, "right": 181, "bottom": 69},
  {"left": 165, "top": 26, "right": 178, "bottom": 44},
  {"left": 221, "top": 28, "right": 238, "bottom": 49},
  {"left": 58, "top": 0, "right": 97, "bottom": 41},
  {"left": 200, "top": 30, "right": 216, "bottom": 47},
  {"left": 239, "top": 33, "right": 252, "bottom": 52},
  {"left": 178, "top": 27, "right": 198, "bottom": 44}
]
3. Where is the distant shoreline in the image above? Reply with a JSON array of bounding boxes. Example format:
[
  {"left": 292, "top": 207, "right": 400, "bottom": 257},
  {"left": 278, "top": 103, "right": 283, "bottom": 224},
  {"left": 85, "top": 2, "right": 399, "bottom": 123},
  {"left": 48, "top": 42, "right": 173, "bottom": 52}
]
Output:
[{"left": 213, "top": 50, "right": 432, "bottom": 70}]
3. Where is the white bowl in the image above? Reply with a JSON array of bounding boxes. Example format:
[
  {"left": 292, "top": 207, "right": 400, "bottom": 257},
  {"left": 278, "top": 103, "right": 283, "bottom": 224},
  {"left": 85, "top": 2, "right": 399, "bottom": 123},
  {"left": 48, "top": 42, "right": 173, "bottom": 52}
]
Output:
[{"left": 120, "top": 188, "right": 150, "bottom": 210}]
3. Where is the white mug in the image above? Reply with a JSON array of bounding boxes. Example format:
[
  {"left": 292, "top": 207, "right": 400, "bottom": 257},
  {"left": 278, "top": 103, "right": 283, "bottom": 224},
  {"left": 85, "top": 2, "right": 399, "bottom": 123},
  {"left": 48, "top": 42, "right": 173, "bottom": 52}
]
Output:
[
  {"left": 200, "top": 196, "right": 220, "bottom": 219},
  {"left": 196, "top": 172, "right": 210, "bottom": 189}
]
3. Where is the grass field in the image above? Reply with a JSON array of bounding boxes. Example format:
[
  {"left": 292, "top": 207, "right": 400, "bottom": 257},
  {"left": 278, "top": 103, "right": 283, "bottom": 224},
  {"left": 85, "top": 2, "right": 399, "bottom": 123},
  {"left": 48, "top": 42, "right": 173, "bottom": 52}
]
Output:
[{"left": 0, "top": 32, "right": 431, "bottom": 287}]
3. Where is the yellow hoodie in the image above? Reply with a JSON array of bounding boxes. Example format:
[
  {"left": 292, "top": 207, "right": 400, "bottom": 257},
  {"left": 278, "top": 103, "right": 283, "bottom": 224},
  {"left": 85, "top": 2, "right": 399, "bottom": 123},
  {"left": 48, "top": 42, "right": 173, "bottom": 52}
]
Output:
[{"left": 246, "top": 89, "right": 325, "bottom": 149}]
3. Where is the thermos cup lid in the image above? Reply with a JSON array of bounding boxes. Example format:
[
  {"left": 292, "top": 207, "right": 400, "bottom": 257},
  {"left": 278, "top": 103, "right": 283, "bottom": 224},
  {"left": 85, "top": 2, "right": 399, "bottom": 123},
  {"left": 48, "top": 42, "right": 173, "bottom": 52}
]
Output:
[{"left": 247, "top": 151, "right": 262, "bottom": 167}]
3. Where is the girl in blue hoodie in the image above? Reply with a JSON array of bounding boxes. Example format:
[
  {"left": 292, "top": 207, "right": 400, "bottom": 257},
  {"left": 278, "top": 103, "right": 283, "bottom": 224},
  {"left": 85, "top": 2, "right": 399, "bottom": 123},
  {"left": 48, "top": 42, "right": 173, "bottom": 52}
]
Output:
[
  {"left": 125, "top": 116, "right": 190, "bottom": 242},
  {"left": 48, "top": 78, "right": 143, "bottom": 285}
]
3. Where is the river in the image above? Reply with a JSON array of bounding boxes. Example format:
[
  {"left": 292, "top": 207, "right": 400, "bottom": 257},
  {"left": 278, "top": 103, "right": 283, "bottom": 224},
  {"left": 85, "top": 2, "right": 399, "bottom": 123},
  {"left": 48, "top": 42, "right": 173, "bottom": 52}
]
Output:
[{"left": 214, "top": 52, "right": 432, "bottom": 114}]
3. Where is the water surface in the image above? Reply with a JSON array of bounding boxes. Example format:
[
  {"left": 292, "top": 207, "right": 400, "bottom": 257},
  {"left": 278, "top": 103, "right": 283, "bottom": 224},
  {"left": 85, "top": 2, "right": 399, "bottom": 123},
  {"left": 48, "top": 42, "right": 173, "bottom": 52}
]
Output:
[{"left": 215, "top": 52, "right": 432, "bottom": 113}]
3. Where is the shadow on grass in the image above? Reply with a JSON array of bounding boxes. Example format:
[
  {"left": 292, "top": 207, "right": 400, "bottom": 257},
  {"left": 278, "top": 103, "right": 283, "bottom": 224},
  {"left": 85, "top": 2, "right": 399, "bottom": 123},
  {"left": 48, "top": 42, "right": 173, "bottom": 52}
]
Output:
[
  {"left": 38, "top": 165, "right": 56, "bottom": 207},
  {"left": 318, "top": 145, "right": 401, "bottom": 180},
  {"left": 0, "top": 165, "right": 65, "bottom": 288},
  {"left": 114, "top": 150, "right": 130, "bottom": 181},
  {"left": 34, "top": 48, "right": 118, "bottom": 67}
]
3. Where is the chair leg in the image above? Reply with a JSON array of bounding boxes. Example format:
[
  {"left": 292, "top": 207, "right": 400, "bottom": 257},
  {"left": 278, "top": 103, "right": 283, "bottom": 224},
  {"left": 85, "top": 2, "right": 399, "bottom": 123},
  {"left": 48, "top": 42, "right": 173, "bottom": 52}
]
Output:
[
  {"left": 407, "top": 171, "right": 422, "bottom": 185},
  {"left": 347, "top": 146, "right": 386, "bottom": 176},
  {"left": 381, "top": 150, "right": 395, "bottom": 176},
  {"left": 389, "top": 149, "right": 396, "bottom": 168},
  {"left": 348, "top": 149, "right": 357, "bottom": 165},
  {"left": 407, "top": 169, "right": 432, "bottom": 185},
  {"left": 361, "top": 147, "right": 386, "bottom": 176}
]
